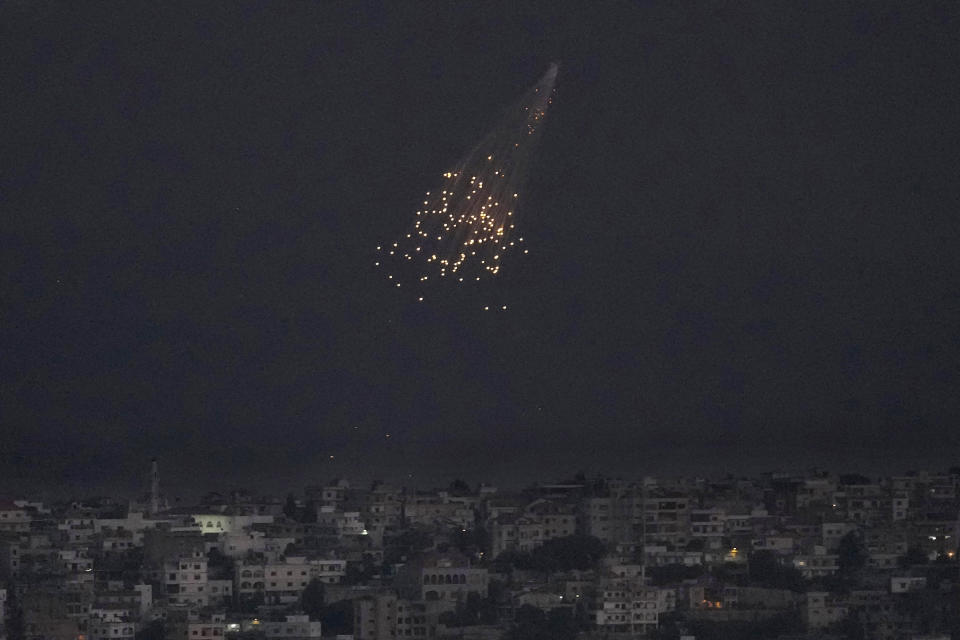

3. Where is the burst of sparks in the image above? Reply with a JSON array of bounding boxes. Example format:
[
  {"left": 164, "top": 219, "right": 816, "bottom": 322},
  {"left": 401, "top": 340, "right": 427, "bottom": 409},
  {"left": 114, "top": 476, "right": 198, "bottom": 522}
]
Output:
[{"left": 378, "top": 63, "right": 558, "bottom": 299}]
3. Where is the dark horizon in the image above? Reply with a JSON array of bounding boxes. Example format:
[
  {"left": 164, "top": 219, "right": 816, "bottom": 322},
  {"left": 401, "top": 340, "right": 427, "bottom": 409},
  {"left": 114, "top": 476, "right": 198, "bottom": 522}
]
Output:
[
  {"left": 2, "top": 2, "right": 959, "bottom": 496},
  {"left": 4, "top": 453, "right": 959, "bottom": 506}
]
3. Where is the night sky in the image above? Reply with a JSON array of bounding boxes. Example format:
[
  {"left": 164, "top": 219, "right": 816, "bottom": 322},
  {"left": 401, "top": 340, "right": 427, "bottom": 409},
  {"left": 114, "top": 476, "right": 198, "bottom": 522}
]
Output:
[{"left": 3, "top": 2, "right": 959, "bottom": 497}]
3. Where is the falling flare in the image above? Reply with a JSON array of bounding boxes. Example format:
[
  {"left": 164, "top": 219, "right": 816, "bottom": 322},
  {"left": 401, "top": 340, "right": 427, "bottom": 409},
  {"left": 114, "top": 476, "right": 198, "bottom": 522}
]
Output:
[{"left": 377, "top": 63, "right": 558, "bottom": 301}]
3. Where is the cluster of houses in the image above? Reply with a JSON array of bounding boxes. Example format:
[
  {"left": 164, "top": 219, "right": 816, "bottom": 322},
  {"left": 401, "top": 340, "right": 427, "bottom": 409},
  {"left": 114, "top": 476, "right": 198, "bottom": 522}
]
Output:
[{"left": 1, "top": 467, "right": 958, "bottom": 640}]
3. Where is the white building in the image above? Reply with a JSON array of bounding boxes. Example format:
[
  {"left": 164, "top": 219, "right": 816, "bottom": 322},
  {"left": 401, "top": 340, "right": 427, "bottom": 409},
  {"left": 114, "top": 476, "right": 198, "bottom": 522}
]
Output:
[
  {"left": 0, "top": 500, "right": 31, "bottom": 532},
  {"left": 219, "top": 530, "right": 267, "bottom": 558},
  {"left": 404, "top": 492, "right": 477, "bottom": 530},
  {"left": 190, "top": 513, "right": 274, "bottom": 535},
  {"left": 751, "top": 535, "right": 795, "bottom": 555},
  {"left": 93, "top": 511, "right": 168, "bottom": 543},
  {"left": 354, "top": 592, "right": 398, "bottom": 640},
  {"left": 643, "top": 546, "right": 703, "bottom": 567},
  {"left": 689, "top": 508, "right": 725, "bottom": 542},
  {"left": 87, "top": 608, "right": 137, "bottom": 640},
  {"left": 395, "top": 551, "right": 488, "bottom": 603},
  {"left": 59, "top": 548, "right": 94, "bottom": 573},
  {"left": 593, "top": 578, "right": 676, "bottom": 634},
  {"left": 58, "top": 516, "right": 97, "bottom": 545},
  {"left": 489, "top": 499, "right": 577, "bottom": 558},
  {"left": 171, "top": 612, "right": 225, "bottom": 640},
  {"left": 793, "top": 546, "right": 839, "bottom": 579},
  {"left": 257, "top": 615, "right": 322, "bottom": 639},
  {"left": 207, "top": 579, "right": 232, "bottom": 606},
  {"left": 165, "top": 556, "right": 209, "bottom": 607},
  {"left": 890, "top": 576, "right": 926, "bottom": 593},
  {"left": 822, "top": 522, "right": 858, "bottom": 551},
  {"left": 316, "top": 507, "right": 365, "bottom": 537},
  {"left": 804, "top": 591, "right": 847, "bottom": 628},
  {"left": 236, "top": 557, "right": 346, "bottom": 605}
]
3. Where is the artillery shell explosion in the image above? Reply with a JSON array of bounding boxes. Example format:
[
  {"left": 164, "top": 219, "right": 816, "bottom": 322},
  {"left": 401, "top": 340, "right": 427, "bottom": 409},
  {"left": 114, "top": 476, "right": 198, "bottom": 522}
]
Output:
[{"left": 378, "top": 63, "right": 558, "bottom": 301}]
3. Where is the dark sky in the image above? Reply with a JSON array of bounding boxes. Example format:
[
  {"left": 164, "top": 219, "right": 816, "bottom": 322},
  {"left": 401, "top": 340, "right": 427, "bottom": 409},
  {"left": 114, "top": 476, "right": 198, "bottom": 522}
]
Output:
[{"left": 2, "top": 1, "right": 959, "bottom": 497}]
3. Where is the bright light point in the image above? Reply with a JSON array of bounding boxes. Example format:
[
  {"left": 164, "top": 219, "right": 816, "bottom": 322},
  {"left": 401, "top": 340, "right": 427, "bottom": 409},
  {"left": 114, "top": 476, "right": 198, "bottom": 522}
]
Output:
[
  {"left": 502, "top": 305, "right": 507, "bottom": 310},
  {"left": 484, "top": 306, "right": 489, "bottom": 310},
  {"left": 418, "top": 297, "right": 423, "bottom": 301}
]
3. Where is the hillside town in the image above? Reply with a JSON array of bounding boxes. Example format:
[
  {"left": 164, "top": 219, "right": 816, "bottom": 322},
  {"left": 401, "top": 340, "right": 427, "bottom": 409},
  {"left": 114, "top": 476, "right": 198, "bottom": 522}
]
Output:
[{"left": 1, "top": 465, "right": 959, "bottom": 640}]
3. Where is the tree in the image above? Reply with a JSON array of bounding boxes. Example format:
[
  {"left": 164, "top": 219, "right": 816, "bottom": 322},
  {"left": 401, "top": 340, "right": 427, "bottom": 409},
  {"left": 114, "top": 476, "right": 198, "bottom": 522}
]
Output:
[
  {"left": 649, "top": 563, "right": 707, "bottom": 586},
  {"left": 438, "top": 591, "right": 498, "bottom": 627},
  {"left": 384, "top": 528, "right": 433, "bottom": 565},
  {"left": 837, "top": 531, "right": 867, "bottom": 576},
  {"left": 448, "top": 479, "right": 471, "bottom": 496},
  {"left": 505, "top": 605, "right": 577, "bottom": 640},
  {"left": 592, "top": 477, "right": 610, "bottom": 497},
  {"left": 207, "top": 547, "right": 235, "bottom": 580},
  {"left": 832, "top": 613, "right": 866, "bottom": 640},
  {"left": 236, "top": 591, "right": 264, "bottom": 613},
  {"left": 283, "top": 493, "right": 298, "bottom": 520},
  {"left": 301, "top": 500, "right": 318, "bottom": 523},
  {"left": 452, "top": 525, "right": 487, "bottom": 556},
  {"left": 684, "top": 611, "right": 803, "bottom": 640},
  {"left": 505, "top": 605, "right": 547, "bottom": 640},
  {"left": 748, "top": 551, "right": 805, "bottom": 591},
  {"left": 342, "top": 553, "right": 377, "bottom": 585},
  {"left": 319, "top": 599, "right": 353, "bottom": 636},
  {"left": 685, "top": 538, "right": 705, "bottom": 552},
  {"left": 4, "top": 582, "right": 24, "bottom": 640},
  {"left": 135, "top": 620, "right": 165, "bottom": 640},
  {"left": 497, "top": 536, "right": 607, "bottom": 575},
  {"left": 899, "top": 545, "right": 929, "bottom": 568},
  {"left": 300, "top": 579, "right": 325, "bottom": 617}
]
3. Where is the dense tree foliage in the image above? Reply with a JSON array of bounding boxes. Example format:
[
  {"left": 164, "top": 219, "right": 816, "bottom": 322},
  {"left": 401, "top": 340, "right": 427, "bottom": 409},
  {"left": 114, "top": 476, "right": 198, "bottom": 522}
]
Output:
[
  {"left": 837, "top": 531, "right": 867, "bottom": 576},
  {"left": 497, "top": 535, "right": 607, "bottom": 573},
  {"left": 300, "top": 579, "right": 325, "bottom": 617},
  {"left": 684, "top": 538, "right": 705, "bottom": 551},
  {"left": 207, "top": 547, "right": 235, "bottom": 580},
  {"left": 383, "top": 528, "right": 433, "bottom": 565},
  {"left": 4, "top": 583, "right": 24, "bottom": 640},
  {"left": 505, "top": 605, "right": 578, "bottom": 640},
  {"left": 648, "top": 563, "right": 708, "bottom": 586},
  {"left": 681, "top": 611, "right": 803, "bottom": 640},
  {"left": 898, "top": 545, "right": 929, "bottom": 568},
  {"left": 448, "top": 479, "right": 472, "bottom": 497},
  {"left": 318, "top": 599, "right": 353, "bottom": 636},
  {"left": 134, "top": 620, "right": 165, "bottom": 640},
  {"left": 343, "top": 553, "right": 378, "bottom": 585},
  {"left": 437, "top": 592, "right": 498, "bottom": 627},
  {"left": 748, "top": 551, "right": 805, "bottom": 592},
  {"left": 283, "top": 493, "right": 297, "bottom": 519},
  {"left": 451, "top": 525, "right": 487, "bottom": 556}
]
